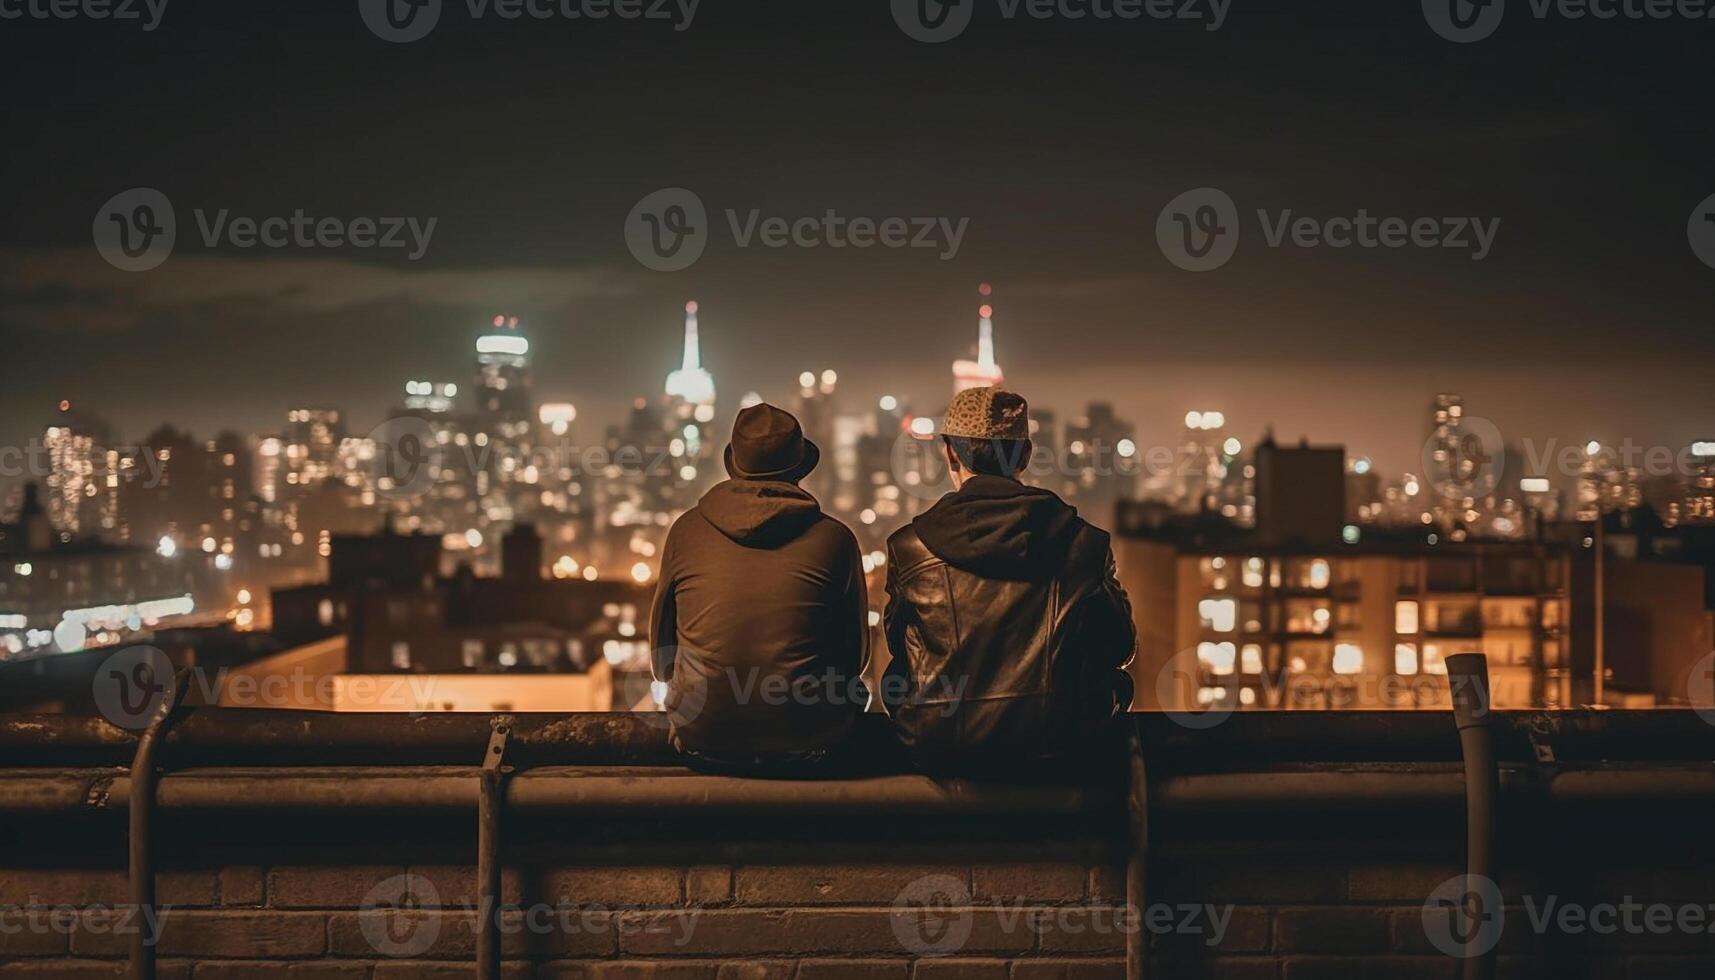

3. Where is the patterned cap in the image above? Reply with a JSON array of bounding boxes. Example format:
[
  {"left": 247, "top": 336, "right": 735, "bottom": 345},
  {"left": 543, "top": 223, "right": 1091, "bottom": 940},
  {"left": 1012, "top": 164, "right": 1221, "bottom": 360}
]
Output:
[{"left": 941, "top": 386, "right": 1030, "bottom": 440}]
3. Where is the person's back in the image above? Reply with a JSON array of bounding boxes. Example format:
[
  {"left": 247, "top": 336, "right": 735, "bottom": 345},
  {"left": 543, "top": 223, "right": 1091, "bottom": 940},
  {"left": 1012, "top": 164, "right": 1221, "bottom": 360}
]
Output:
[
  {"left": 650, "top": 404, "right": 867, "bottom": 764},
  {"left": 882, "top": 387, "right": 1134, "bottom": 768}
]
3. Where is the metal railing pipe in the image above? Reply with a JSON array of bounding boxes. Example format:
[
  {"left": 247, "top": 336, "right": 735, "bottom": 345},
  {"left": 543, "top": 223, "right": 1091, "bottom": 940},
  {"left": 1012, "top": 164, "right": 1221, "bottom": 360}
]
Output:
[{"left": 1448, "top": 652, "right": 1498, "bottom": 980}]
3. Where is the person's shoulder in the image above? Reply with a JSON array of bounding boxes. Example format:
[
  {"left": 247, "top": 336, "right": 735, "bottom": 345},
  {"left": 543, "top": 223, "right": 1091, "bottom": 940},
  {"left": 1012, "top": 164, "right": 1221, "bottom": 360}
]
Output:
[
  {"left": 885, "top": 521, "right": 932, "bottom": 565},
  {"left": 802, "top": 511, "right": 858, "bottom": 544},
  {"left": 1064, "top": 516, "right": 1114, "bottom": 568}
]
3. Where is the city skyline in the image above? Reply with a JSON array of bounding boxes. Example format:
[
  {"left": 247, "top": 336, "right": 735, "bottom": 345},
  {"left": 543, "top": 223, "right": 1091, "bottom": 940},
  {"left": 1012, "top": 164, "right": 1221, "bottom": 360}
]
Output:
[{"left": 3, "top": 2, "right": 1712, "bottom": 483}]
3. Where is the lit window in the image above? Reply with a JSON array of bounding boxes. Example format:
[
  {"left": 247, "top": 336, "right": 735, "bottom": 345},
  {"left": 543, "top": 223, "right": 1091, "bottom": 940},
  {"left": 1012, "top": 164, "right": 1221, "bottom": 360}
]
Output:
[
  {"left": 1307, "top": 559, "right": 1331, "bottom": 590},
  {"left": 1198, "top": 598, "right": 1237, "bottom": 633},
  {"left": 317, "top": 599, "right": 334, "bottom": 627},
  {"left": 390, "top": 642, "right": 411, "bottom": 670},
  {"left": 1242, "top": 558, "right": 1264, "bottom": 588},
  {"left": 1396, "top": 601, "right": 1419, "bottom": 634},
  {"left": 1332, "top": 643, "right": 1364, "bottom": 675},
  {"left": 1239, "top": 687, "right": 1257, "bottom": 706},
  {"left": 498, "top": 644, "right": 518, "bottom": 668},
  {"left": 1395, "top": 643, "right": 1419, "bottom": 675},
  {"left": 1240, "top": 644, "right": 1264, "bottom": 674},
  {"left": 462, "top": 640, "right": 483, "bottom": 669},
  {"left": 1422, "top": 644, "right": 1448, "bottom": 676},
  {"left": 1197, "top": 641, "right": 1237, "bottom": 676}
]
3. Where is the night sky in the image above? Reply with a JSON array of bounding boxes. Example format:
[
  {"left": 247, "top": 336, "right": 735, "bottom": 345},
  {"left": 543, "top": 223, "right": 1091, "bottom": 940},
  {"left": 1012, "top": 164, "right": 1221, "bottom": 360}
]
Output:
[{"left": 3, "top": 0, "right": 1712, "bottom": 487}]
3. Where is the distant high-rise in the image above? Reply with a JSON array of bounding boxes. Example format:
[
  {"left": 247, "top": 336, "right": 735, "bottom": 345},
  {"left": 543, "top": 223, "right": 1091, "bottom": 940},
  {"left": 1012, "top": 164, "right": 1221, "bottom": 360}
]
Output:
[
  {"left": 952, "top": 284, "right": 1004, "bottom": 394},
  {"left": 661, "top": 302, "right": 719, "bottom": 502},
  {"left": 475, "top": 315, "right": 534, "bottom": 421},
  {"left": 43, "top": 404, "right": 118, "bottom": 539},
  {"left": 664, "top": 302, "right": 716, "bottom": 407}
]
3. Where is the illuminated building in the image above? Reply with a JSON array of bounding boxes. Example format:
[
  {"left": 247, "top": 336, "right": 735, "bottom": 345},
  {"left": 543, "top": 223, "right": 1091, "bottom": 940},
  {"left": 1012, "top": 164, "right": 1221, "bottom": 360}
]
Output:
[
  {"left": 951, "top": 284, "right": 1004, "bottom": 395},
  {"left": 663, "top": 302, "right": 715, "bottom": 409},
  {"left": 42, "top": 405, "right": 119, "bottom": 540},
  {"left": 1064, "top": 402, "right": 1138, "bottom": 523},
  {"left": 271, "top": 522, "right": 650, "bottom": 679},
  {"left": 1117, "top": 441, "right": 1714, "bottom": 715},
  {"left": 474, "top": 315, "right": 534, "bottom": 420},
  {"left": 660, "top": 302, "right": 718, "bottom": 502},
  {"left": 0, "top": 485, "right": 206, "bottom": 660},
  {"left": 404, "top": 380, "right": 460, "bottom": 415},
  {"left": 279, "top": 408, "right": 345, "bottom": 496}
]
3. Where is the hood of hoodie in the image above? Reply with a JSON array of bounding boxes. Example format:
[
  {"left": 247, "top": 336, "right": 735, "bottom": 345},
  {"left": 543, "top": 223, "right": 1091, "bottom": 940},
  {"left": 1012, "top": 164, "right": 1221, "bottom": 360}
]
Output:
[
  {"left": 696, "top": 479, "right": 824, "bottom": 547},
  {"left": 912, "top": 475, "right": 1084, "bottom": 580}
]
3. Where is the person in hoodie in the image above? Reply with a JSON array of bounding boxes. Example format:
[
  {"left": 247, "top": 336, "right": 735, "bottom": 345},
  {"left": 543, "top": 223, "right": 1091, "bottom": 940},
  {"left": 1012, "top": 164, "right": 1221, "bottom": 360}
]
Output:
[
  {"left": 882, "top": 386, "right": 1135, "bottom": 768},
  {"left": 649, "top": 402, "right": 869, "bottom": 766}
]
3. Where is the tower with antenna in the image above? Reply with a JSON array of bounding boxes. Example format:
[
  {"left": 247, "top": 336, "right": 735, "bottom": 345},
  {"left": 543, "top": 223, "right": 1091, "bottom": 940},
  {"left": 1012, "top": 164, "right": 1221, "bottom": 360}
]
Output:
[
  {"left": 664, "top": 301, "right": 716, "bottom": 407},
  {"left": 952, "top": 283, "right": 1005, "bottom": 394}
]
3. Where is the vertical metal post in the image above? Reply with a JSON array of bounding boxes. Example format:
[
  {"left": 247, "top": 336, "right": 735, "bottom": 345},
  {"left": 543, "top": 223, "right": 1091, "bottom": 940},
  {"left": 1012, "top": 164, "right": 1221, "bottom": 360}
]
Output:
[
  {"left": 129, "top": 667, "right": 190, "bottom": 980},
  {"left": 1125, "top": 730, "right": 1148, "bottom": 980},
  {"left": 477, "top": 718, "right": 511, "bottom": 980},
  {"left": 1593, "top": 517, "right": 1605, "bottom": 706},
  {"left": 1447, "top": 653, "right": 1497, "bottom": 980}
]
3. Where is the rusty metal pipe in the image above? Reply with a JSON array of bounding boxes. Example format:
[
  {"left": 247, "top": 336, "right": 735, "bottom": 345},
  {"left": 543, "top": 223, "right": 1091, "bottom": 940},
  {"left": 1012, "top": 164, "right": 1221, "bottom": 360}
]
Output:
[
  {"left": 1125, "top": 731, "right": 1148, "bottom": 980},
  {"left": 1448, "top": 652, "right": 1498, "bottom": 980},
  {"left": 477, "top": 719, "right": 511, "bottom": 980},
  {"left": 128, "top": 668, "right": 191, "bottom": 980}
]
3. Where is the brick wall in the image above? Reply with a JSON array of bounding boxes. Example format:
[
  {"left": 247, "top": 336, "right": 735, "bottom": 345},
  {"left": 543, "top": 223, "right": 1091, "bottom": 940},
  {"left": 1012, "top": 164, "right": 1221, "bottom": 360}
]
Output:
[{"left": 5, "top": 799, "right": 1715, "bottom": 980}]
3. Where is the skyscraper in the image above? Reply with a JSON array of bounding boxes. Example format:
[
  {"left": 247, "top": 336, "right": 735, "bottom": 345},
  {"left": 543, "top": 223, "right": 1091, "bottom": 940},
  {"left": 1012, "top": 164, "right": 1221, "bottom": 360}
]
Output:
[
  {"left": 661, "top": 301, "right": 718, "bottom": 500},
  {"left": 664, "top": 302, "right": 716, "bottom": 408},
  {"left": 952, "top": 284, "right": 1004, "bottom": 395},
  {"left": 474, "top": 315, "right": 534, "bottom": 421}
]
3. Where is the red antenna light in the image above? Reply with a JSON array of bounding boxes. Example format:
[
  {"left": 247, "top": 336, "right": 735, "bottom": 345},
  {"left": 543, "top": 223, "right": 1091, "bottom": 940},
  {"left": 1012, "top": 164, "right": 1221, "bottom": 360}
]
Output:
[
  {"left": 492, "top": 315, "right": 505, "bottom": 327},
  {"left": 978, "top": 282, "right": 993, "bottom": 297},
  {"left": 58, "top": 400, "right": 71, "bottom": 412},
  {"left": 979, "top": 304, "right": 993, "bottom": 319},
  {"left": 686, "top": 301, "right": 699, "bottom": 314}
]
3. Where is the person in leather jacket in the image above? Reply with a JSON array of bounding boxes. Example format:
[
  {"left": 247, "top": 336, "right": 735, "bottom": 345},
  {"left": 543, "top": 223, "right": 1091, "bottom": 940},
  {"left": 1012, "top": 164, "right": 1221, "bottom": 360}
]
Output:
[{"left": 881, "top": 386, "right": 1136, "bottom": 768}]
